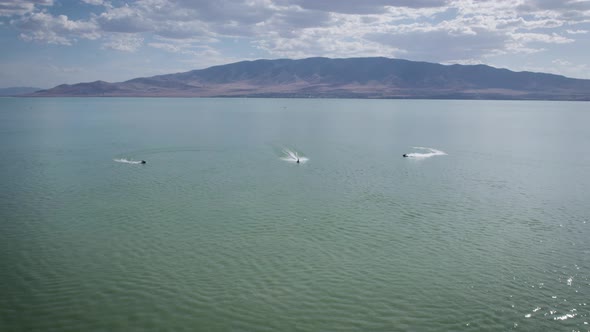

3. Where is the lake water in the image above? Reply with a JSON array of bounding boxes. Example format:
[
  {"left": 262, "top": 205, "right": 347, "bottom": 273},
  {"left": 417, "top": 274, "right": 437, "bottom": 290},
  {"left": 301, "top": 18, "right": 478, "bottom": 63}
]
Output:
[{"left": 1, "top": 98, "right": 589, "bottom": 331}]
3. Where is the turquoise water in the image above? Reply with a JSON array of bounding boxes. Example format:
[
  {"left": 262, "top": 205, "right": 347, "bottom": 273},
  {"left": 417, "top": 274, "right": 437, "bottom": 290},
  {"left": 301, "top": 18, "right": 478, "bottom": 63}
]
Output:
[{"left": 1, "top": 98, "right": 589, "bottom": 331}]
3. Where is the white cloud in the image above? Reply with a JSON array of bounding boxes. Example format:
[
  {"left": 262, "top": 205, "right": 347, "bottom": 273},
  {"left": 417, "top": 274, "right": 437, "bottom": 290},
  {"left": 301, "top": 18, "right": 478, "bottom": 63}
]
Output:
[
  {"left": 255, "top": 0, "right": 586, "bottom": 63},
  {"left": 0, "top": 0, "right": 52, "bottom": 17},
  {"left": 256, "top": 29, "right": 402, "bottom": 59},
  {"left": 4, "top": 0, "right": 590, "bottom": 66},
  {"left": 518, "top": 0, "right": 590, "bottom": 13},
  {"left": 14, "top": 12, "right": 99, "bottom": 45},
  {"left": 102, "top": 33, "right": 143, "bottom": 52},
  {"left": 566, "top": 29, "right": 588, "bottom": 34},
  {"left": 147, "top": 41, "right": 181, "bottom": 53},
  {"left": 95, "top": 5, "right": 152, "bottom": 33},
  {"left": 19, "top": 30, "right": 70, "bottom": 45},
  {"left": 81, "top": 0, "right": 106, "bottom": 6},
  {"left": 154, "top": 20, "right": 211, "bottom": 39},
  {"left": 366, "top": 28, "right": 507, "bottom": 62},
  {"left": 552, "top": 58, "right": 571, "bottom": 66},
  {"left": 510, "top": 32, "right": 574, "bottom": 44},
  {"left": 443, "top": 58, "right": 484, "bottom": 65},
  {"left": 513, "top": 60, "right": 590, "bottom": 79},
  {"left": 147, "top": 37, "right": 218, "bottom": 55},
  {"left": 289, "top": 0, "right": 450, "bottom": 14}
]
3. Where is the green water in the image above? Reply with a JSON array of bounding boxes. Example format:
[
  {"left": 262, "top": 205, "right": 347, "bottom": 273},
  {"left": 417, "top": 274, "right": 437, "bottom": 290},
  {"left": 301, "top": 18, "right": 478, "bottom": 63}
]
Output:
[{"left": 1, "top": 98, "right": 589, "bottom": 331}]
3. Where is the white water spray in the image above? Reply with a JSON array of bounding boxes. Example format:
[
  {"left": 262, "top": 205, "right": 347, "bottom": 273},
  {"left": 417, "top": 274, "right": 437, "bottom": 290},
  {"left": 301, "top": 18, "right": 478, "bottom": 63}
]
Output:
[
  {"left": 280, "top": 148, "right": 309, "bottom": 164},
  {"left": 404, "top": 147, "right": 447, "bottom": 159},
  {"left": 114, "top": 158, "right": 143, "bottom": 164}
]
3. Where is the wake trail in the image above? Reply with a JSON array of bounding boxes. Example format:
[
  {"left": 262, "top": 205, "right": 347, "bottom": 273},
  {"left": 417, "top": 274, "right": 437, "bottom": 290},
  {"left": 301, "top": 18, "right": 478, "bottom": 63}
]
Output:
[
  {"left": 114, "top": 158, "right": 143, "bottom": 164},
  {"left": 280, "top": 148, "right": 309, "bottom": 164},
  {"left": 404, "top": 147, "right": 447, "bottom": 159}
]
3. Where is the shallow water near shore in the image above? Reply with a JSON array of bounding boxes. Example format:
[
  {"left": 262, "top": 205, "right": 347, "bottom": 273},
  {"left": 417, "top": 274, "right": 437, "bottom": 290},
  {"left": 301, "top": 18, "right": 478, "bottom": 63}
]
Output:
[{"left": 1, "top": 97, "right": 589, "bottom": 331}]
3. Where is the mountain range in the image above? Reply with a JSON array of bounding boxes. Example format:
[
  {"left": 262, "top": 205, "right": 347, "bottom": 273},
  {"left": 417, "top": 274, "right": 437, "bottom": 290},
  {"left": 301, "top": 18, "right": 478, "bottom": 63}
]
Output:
[{"left": 31, "top": 57, "right": 590, "bottom": 100}]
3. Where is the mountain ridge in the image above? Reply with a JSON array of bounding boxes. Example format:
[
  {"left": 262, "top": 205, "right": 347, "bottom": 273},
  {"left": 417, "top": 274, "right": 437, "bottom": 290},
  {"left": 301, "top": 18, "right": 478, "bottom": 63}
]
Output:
[{"left": 31, "top": 57, "right": 590, "bottom": 100}]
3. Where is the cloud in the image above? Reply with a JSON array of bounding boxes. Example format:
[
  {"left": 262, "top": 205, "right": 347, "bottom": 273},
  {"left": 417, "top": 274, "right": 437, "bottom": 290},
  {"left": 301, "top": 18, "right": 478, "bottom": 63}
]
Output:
[
  {"left": 102, "top": 33, "right": 143, "bottom": 52},
  {"left": 513, "top": 58, "right": 590, "bottom": 79},
  {"left": 510, "top": 32, "right": 574, "bottom": 44},
  {"left": 13, "top": 12, "right": 99, "bottom": 45},
  {"left": 518, "top": 0, "right": 590, "bottom": 12},
  {"left": 517, "top": 0, "right": 590, "bottom": 23},
  {"left": 81, "top": 0, "right": 106, "bottom": 6},
  {"left": 147, "top": 37, "right": 218, "bottom": 55},
  {"left": 174, "top": 0, "right": 277, "bottom": 25},
  {"left": 153, "top": 20, "right": 211, "bottom": 39},
  {"left": 252, "top": 7, "right": 332, "bottom": 38},
  {"left": 256, "top": 29, "right": 402, "bottom": 59},
  {"left": 366, "top": 28, "right": 507, "bottom": 62},
  {"left": 147, "top": 41, "right": 182, "bottom": 53},
  {"left": 288, "top": 0, "right": 450, "bottom": 14},
  {"left": 93, "top": 1, "right": 275, "bottom": 38},
  {"left": 4, "top": 0, "right": 590, "bottom": 64},
  {"left": 0, "top": 0, "right": 52, "bottom": 17},
  {"left": 552, "top": 58, "right": 571, "bottom": 66},
  {"left": 95, "top": 5, "right": 152, "bottom": 33}
]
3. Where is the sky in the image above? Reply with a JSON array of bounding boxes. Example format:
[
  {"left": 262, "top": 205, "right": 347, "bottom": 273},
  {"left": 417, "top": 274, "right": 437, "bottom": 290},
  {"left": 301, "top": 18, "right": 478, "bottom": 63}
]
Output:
[{"left": 1, "top": 0, "right": 589, "bottom": 88}]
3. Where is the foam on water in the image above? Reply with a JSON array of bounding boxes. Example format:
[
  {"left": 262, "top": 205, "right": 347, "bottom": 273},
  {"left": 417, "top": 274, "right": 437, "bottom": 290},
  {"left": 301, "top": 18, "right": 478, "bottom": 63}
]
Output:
[
  {"left": 280, "top": 148, "right": 309, "bottom": 164},
  {"left": 525, "top": 306, "right": 542, "bottom": 318},
  {"left": 404, "top": 147, "right": 447, "bottom": 159},
  {"left": 114, "top": 158, "right": 143, "bottom": 164},
  {"left": 554, "top": 313, "right": 576, "bottom": 320}
]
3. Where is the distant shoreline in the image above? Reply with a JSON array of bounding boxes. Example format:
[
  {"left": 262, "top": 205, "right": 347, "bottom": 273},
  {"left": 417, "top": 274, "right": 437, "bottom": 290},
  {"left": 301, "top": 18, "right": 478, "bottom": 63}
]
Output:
[
  {"left": 24, "top": 57, "right": 590, "bottom": 101},
  {"left": 12, "top": 94, "right": 590, "bottom": 101}
]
